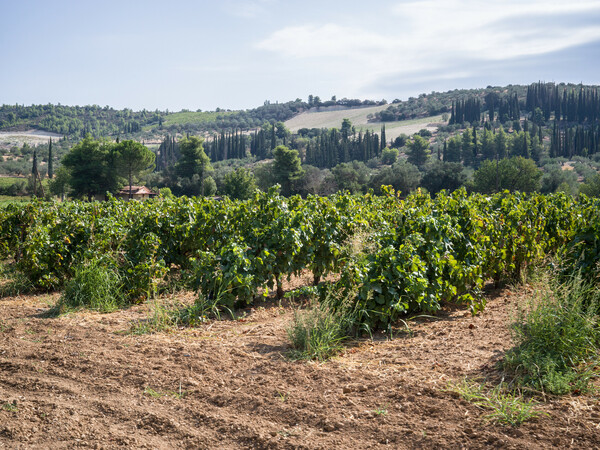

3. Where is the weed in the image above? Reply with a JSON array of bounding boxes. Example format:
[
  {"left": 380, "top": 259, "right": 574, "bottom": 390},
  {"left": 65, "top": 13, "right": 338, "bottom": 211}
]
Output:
[
  {"left": 287, "top": 303, "right": 347, "bottom": 361},
  {"left": 2, "top": 402, "right": 18, "bottom": 412},
  {"left": 130, "top": 297, "right": 217, "bottom": 335},
  {"left": 275, "top": 391, "right": 288, "bottom": 402},
  {"left": 143, "top": 384, "right": 186, "bottom": 400},
  {"left": 0, "top": 320, "right": 10, "bottom": 332},
  {"left": 503, "top": 272, "right": 600, "bottom": 395},
  {"left": 143, "top": 387, "right": 164, "bottom": 398},
  {"left": 450, "top": 379, "right": 546, "bottom": 426},
  {"left": 130, "top": 299, "right": 179, "bottom": 335},
  {"left": 373, "top": 404, "right": 388, "bottom": 416},
  {"left": 287, "top": 285, "right": 372, "bottom": 361},
  {"left": 0, "top": 263, "right": 35, "bottom": 298},
  {"left": 53, "top": 256, "right": 125, "bottom": 314}
]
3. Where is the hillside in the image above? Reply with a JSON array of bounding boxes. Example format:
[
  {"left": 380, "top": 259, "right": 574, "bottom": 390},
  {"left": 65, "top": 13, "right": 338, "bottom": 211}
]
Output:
[
  {"left": 285, "top": 104, "right": 390, "bottom": 130},
  {"left": 285, "top": 105, "right": 444, "bottom": 140},
  {"left": 0, "top": 85, "right": 515, "bottom": 140}
]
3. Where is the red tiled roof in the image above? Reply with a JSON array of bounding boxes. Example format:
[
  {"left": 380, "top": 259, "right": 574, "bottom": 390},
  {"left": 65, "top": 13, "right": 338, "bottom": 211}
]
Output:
[{"left": 117, "top": 186, "right": 156, "bottom": 195}]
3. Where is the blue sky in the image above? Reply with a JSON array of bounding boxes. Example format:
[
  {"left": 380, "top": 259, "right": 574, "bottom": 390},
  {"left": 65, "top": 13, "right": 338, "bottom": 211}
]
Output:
[{"left": 2, "top": 0, "right": 600, "bottom": 111}]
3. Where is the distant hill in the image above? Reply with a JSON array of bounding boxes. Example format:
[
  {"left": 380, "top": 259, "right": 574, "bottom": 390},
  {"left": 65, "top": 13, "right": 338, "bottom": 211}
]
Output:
[{"left": 1, "top": 82, "right": 598, "bottom": 143}]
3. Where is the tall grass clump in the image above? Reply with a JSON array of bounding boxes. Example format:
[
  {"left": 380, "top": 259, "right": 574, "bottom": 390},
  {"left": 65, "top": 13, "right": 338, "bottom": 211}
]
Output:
[
  {"left": 54, "top": 257, "right": 125, "bottom": 313},
  {"left": 0, "top": 262, "right": 35, "bottom": 297},
  {"left": 287, "top": 288, "right": 369, "bottom": 361},
  {"left": 503, "top": 273, "right": 600, "bottom": 395}
]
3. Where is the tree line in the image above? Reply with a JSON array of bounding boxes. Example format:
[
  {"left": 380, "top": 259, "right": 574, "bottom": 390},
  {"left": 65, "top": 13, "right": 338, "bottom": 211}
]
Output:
[{"left": 526, "top": 81, "right": 600, "bottom": 124}]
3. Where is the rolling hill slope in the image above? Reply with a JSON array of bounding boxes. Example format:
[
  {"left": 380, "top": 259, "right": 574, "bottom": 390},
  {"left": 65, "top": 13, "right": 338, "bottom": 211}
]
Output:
[{"left": 285, "top": 105, "right": 444, "bottom": 140}]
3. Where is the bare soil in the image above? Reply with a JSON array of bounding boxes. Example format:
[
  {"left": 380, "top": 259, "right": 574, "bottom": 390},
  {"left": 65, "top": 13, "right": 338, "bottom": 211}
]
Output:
[{"left": 1, "top": 283, "right": 599, "bottom": 449}]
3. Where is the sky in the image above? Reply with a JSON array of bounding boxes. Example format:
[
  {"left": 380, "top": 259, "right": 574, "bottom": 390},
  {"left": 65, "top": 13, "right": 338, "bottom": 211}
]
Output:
[{"left": 2, "top": 0, "right": 600, "bottom": 112}]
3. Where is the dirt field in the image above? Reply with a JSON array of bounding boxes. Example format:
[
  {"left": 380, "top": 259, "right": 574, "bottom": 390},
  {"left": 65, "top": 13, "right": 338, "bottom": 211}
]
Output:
[
  {"left": 1, "top": 282, "right": 599, "bottom": 449},
  {"left": 284, "top": 106, "right": 443, "bottom": 142}
]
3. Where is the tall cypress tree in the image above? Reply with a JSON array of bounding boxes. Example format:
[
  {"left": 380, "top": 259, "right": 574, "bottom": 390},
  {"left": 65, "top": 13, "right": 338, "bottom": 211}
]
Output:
[
  {"left": 32, "top": 149, "right": 38, "bottom": 177},
  {"left": 48, "top": 138, "right": 54, "bottom": 179}
]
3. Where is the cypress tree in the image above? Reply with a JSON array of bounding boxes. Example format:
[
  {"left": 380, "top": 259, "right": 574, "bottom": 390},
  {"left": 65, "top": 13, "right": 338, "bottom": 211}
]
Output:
[
  {"left": 48, "top": 138, "right": 54, "bottom": 179},
  {"left": 32, "top": 149, "right": 38, "bottom": 177}
]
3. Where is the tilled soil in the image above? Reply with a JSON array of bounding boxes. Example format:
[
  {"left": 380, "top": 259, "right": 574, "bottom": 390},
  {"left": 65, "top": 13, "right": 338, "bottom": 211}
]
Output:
[{"left": 0, "top": 285, "right": 599, "bottom": 449}]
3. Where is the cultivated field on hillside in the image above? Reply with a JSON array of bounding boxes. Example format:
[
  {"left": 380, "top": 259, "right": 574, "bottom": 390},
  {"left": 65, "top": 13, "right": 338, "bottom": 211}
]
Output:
[
  {"left": 0, "top": 130, "right": 62, "bottom": 150},
  {"left": 285, "top": 106, "right": 444, "bottom": 140}
]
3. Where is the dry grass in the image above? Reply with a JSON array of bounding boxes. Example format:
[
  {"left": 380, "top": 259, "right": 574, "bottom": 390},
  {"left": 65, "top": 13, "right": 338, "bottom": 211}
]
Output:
[{"left": 285, "top": 106, "right": 444, "bottom": 141}]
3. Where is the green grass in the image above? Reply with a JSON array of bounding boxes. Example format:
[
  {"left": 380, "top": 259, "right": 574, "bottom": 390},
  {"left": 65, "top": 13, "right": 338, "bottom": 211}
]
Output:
[
  {"left": 0, "top": 195, "right": 30, "bottom": 206},
  {"left": 142, "top": 110, "right": 235, "bottom": 131},
  {"left": 2, "top": 402, "right": 18, "bottom": 412},
  {"left": 51, "top": 257, "right": 125, "bottom": 314},
  {"left": 130, "top": 298, "right": 214, "bottom": 335},
  {"left": 0, "top": 262, "right": 35, "bottom": 297},
  {"left": 0, "top": 177, "right": 26, "bottom": 188},
  {"left": 503, "top": 273, "right": 600, "bottom": 395},
  {"left": 450, "top": 379, "right": 546, "bottom": 426},
  {"left": 143, "top": 385, "right": 186, "bottom": 399},
  {"left": 286, "top": 288, "right": 366, "bottom": 361}
]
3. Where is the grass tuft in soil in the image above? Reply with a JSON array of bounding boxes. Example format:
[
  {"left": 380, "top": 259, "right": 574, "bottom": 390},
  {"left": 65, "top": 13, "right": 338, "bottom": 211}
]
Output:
[
  {"left": 51, "top": 257, "right": 125, "bottom": 314},
  {"left": 0, "top": 262, "right": 36, "bottom": 298},
  {"left": 503, "top": 272, "right": 600, "bottom": 395},
  {"left": 286, "top": 288, "right": 368, "bottom": 361},
  {"left": 130, "top": 299, "right": 211, "bottom": 335},
  {"left": 450, "top": 379, "right": 546, "bottom": 427}
]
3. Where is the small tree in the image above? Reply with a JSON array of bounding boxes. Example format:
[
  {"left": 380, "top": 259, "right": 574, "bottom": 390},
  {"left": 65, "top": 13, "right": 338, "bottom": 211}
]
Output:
[
  {"left": 472, "top": 157, "right": 541, "bottom": 194},
  {"left": 49, "top": 166, "right": 71, "bottom": 200},
  {"left": 272, "top": 145, "right": 304, "bottom": 196},
  {"left": 48, "top": 138, "right": 54, "bottom": 179},
  {"left": 421, "top": 161, "right": 467, "bottom": 194},
  {"left": 175, "top": 136, "right": 212, "bottom": 180},
  {"left": 223, "top": 168, "right": 257, "bottom": 200},
  {"left": 61, "top": 135, "right": 121, "bottom": 200},
  {"left": 444, "top": 136, "right": 462, "bottom": 163},
  {"left": 115, "top": 140, "right": 155, "bottom": 199},
  {"left": 579, "top": 173, "right": 600, "bottom": 197},
  {"left": 381, "top": 147, "right": 399, "bottom": 165},
  {"left": 369, "top": 161, "right": 421, "bottom": 195},
  {"left": 406, "top": 135, "right": 430, "bottom": 167}
]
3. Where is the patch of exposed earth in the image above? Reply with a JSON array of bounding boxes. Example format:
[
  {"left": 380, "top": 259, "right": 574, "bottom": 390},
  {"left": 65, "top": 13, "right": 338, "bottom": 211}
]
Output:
[{"left": 0, "top": 283, "right": 599, "bottom": 449}]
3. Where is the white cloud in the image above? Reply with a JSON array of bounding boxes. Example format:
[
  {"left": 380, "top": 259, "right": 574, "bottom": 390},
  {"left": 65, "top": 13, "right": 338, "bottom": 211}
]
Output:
[
  {"left": 256, "top": 24, "right": 395, "bottom": 59},
  {"left": 254, "top": 0, "right": 600, "bottom": 98}
]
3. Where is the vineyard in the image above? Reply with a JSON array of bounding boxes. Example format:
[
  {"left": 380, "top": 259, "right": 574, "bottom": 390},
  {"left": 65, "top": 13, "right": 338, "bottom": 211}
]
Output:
[
  {"left": 2, "top": 190, "right": 600, "bottom": 447},
  {"left": 1, "top": 189, "right": 598, "bottom": 325}
]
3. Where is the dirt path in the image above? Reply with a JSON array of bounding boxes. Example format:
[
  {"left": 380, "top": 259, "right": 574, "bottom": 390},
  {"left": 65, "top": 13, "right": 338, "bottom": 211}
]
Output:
[{"left": 0, "top": 287, "right": 598, "bottom": 449}]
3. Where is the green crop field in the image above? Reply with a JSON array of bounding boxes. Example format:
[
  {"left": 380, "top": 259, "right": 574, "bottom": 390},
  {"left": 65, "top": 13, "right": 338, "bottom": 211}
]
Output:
[{"left": 0, "top": 177, "right": 26, "bottom": 188}]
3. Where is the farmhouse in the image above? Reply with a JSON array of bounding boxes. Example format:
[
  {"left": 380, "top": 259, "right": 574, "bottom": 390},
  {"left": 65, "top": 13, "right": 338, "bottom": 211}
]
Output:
[{"left": 116, "top": 185, "right": 158, "bottom": 201}]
